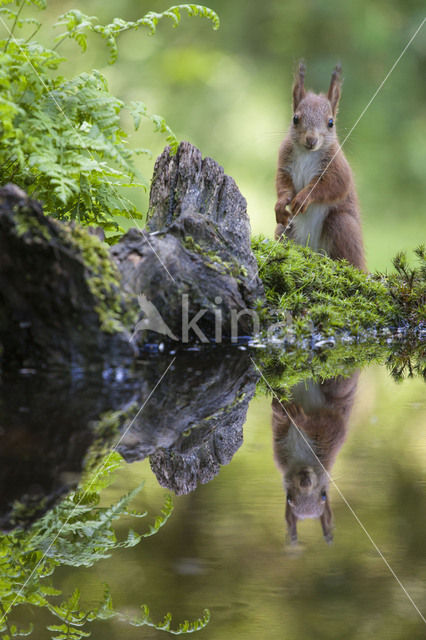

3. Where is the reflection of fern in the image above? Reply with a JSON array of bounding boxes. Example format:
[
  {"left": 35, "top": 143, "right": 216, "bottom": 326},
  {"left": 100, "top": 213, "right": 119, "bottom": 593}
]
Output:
[
  {"left": 131, "top": 604, "right": 210, "bottom": 635},
  {"left": 30, "top": 486, "right": 148, "bottom": 568},
  {"left": 44, "top": 588, "right": 210, "bottom": 639},
  {"left": 0, "top": 454, "right": 209, "bottom": 638}
]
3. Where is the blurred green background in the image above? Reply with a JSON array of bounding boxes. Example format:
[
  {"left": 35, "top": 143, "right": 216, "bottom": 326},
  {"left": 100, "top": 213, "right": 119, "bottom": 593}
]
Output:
[{"left": 21, "top": 0, "right": 426, "bottom": 269}]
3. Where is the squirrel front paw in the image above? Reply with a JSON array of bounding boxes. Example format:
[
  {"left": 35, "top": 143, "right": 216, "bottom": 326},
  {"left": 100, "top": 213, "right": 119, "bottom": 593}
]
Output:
[
  {"left": 274, "top": 223, "right": 287, "bottom": 241},
  {"left": 290, "top": 190, "right": 311, "bottom": 215},
  {"left": 275, "top": 197, "right": 292, "bottom": 225}
]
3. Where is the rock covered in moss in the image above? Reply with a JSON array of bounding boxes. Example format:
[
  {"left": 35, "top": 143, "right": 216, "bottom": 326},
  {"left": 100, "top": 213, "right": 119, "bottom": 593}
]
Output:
[{"left": 0, "top": 184, "right": 135, "bottom": 369}]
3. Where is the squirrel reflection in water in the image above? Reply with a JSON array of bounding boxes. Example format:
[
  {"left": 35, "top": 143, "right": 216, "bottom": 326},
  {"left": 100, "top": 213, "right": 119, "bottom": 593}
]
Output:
[{"left": 271, "top": 373, "right": 359, "bottom": 544}]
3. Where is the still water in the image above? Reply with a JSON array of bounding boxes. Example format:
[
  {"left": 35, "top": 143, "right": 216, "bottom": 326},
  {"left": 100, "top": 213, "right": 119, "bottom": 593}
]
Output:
[{"left": 1, "top": 351, "right": 425, "bottom": 639}]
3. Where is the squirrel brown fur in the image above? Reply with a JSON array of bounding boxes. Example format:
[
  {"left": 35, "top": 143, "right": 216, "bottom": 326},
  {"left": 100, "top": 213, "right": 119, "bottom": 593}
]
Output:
[
  {"left": 275, "top": 62, "right": 366, "bottom": 271},
  {"left": 271, "top": 373, "right": 360, "bottom": 543}
]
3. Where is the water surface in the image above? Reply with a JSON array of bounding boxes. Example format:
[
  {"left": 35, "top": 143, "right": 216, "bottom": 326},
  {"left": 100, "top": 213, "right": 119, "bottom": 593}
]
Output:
[{"left": 1, "top": 354, "right": 425, "bottom": 639}]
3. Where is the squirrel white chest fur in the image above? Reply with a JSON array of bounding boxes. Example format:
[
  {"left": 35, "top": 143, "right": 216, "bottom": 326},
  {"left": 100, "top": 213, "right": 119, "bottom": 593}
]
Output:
[
  {"left": 276, "top": 382, "right": 325, "bottom": 469},
  {"left": 283, "top": 423, "right": 318, "bottom": 468},
  {"left": 288, "top": 148, "right": 329, "bottom": 252}
]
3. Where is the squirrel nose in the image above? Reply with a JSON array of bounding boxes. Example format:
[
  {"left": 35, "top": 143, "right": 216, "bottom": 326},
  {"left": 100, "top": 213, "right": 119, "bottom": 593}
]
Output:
[
  {"left": 305, "top": 136, "right": 318, "bottom": 149},
  {"left": 299, "top": 474, "right": 312, "bottom": 488}
]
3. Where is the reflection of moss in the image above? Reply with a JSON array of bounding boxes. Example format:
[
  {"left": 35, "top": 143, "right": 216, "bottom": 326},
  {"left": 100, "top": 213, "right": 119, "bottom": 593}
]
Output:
[
  {"left": 184, "top": 388, "right": 248, "bottom": 435},
  {"left": 385, "top": 339, "right": 426, "bottom": 382},
  {"left": 82, "top": 403, "right": 139, "bottom": 479},
  {"left": 254, "top": 337, "right": 425, "bottom": 401},
  {"left": 254, "top": 342, "right": 385, "bottom": 401},
  {"left": 9, "top": 495, "right": 48, "bottom": 528},
  {"left": 252, "top": 236, "right": 425, "bottom": 341}
]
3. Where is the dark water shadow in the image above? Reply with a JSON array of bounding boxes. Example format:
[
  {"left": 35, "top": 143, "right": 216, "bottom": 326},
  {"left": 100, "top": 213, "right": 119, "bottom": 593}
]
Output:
[{"left": 0, "top": 348, "right": 258, "bottom": 529}]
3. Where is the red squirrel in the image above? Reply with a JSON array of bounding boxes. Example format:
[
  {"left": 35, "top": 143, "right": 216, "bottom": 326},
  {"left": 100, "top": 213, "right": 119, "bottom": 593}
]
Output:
[
  {"left": 275, "top": 63, "right": 366, "bottom": 271},
  {"left": 271, "top": 373, "right": 360, "bottom": 544}
]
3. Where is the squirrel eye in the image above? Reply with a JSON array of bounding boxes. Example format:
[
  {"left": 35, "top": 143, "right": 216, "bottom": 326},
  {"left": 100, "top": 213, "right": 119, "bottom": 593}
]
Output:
[
  {"left": 293, "top": 114, "right": 300, "bottom": 125},
  {"left": 328, "top": 118, "right": 334, "bottom": 128},
  {"left": 321, "top": 490, "right": 327, "bottom": 501}
]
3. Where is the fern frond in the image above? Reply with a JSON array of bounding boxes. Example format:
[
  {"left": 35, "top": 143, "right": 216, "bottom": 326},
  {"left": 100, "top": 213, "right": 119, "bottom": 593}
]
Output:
[
  {"left": 141, "top": 494, "right": 174, "bottom": 537},
  {"left": 0, "top": 2, "right": 219, "bottom": 235},
  {"left": 55, "top": 4, "right": 219, "bottom": 64},
  {"left": 131, "top": 604, "right": 211, "bottom": 634}
]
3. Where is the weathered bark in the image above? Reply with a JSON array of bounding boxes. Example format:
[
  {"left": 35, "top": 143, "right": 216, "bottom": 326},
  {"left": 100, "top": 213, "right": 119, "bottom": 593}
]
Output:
[
  {"left": 112, "top": 141, "right": 263, "bottom": 344},
  {"left": 0, "top": 143, "right": 263, "bottom": 369}
]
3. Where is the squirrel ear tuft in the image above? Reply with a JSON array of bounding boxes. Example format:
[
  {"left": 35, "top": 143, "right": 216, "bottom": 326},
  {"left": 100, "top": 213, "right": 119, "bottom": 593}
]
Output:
[
  {"left": 328, "top": 64, "right": 342, "bottom": 116},
  {"left": 293, "top": 60, "right": 306, "bottom": 111}
]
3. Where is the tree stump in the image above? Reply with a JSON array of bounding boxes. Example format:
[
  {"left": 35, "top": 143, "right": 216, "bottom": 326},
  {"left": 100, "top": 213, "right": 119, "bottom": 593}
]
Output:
[{"left": 112, "top": 141, "right": 264, "bottom": 344}]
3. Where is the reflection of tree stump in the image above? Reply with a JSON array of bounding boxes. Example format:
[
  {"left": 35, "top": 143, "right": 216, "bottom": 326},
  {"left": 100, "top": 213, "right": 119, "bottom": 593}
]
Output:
[
  {"left": 0, "top": 348, "right": 258, "bottom": 528},
  {"left": 0, "top": 143, "right": 264, "bottom": 369},
  {"left": 118, "top": 349, "right": 259, "bottom": 495},
  {"left": 0, "top": 369, "right": 138, "bottom": 530}
]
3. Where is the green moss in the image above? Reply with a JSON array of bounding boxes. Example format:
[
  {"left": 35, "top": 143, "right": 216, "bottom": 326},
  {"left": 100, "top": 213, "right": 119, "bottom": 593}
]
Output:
[
  {"left": 183, "top": 234, "right": 247, "bottom": 280},
  {"left": 251, "top": 236, "right": 425, "bottom": 399},
  {"left": 252, "top": 236, "right": 425, "bottom": 340},
  {"left": 59, "top": 224, "right": 137, "bottom": 334},
  {"left": 14, "top": 204, "right": 52, "bottom": 241},
  {"left": 385, "top": 247, "right": 426, "bottom": 327}
]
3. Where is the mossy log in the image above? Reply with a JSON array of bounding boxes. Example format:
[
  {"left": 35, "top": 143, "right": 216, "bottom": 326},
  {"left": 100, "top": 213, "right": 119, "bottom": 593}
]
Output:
[{"left": 0, "top": 184, "right": 137, "bottom": 370}]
